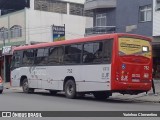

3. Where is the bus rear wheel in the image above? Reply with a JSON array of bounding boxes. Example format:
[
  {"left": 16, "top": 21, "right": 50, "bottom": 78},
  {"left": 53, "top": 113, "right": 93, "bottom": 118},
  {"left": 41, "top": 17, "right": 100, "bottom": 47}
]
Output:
[
  {"left": 22, "top": 78, "right": 34, "bottom": 93},
  {"left": 93, "top": 92, "right": 109, "bottom": 100},
  {"left": 64, "top": 80, "right": 76, "bottom": 99}
]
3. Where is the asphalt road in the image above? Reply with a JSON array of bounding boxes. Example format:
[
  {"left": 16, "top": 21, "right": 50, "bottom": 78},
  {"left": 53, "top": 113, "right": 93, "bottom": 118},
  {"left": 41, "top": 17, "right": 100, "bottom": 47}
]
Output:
[{"left": 0, "top": 88, "right": 160, "bottom": 120}]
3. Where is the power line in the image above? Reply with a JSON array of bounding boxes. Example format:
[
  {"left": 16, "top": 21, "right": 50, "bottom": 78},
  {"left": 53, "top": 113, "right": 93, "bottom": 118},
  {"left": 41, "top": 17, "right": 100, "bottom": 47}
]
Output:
[{"left": 0, "top": 27, "right": 85, "bottom": 44}]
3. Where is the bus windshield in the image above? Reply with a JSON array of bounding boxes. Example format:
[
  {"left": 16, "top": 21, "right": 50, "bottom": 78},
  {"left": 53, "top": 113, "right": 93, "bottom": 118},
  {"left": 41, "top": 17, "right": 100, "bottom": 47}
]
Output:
[{"left": 118, "top": 37, "right": 152, "bottom": 59}]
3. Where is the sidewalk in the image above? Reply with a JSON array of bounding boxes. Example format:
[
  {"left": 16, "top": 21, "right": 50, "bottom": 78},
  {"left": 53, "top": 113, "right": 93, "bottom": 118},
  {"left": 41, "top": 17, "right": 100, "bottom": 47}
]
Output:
[
  {"left": 4, "top": 82, "right": 22, "bottom": 91},
  {"left": 110, "top": 79, "right": 160, "bottom": 103},
  {"left": 3, "top": 80, "right": 160, "bottom": 103}
]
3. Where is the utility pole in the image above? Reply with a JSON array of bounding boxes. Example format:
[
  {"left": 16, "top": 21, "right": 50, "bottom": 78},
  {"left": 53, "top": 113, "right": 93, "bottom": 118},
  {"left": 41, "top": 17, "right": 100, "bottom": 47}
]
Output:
[{"left": 2, "top": 30, "right": 6, "bottom": 83}]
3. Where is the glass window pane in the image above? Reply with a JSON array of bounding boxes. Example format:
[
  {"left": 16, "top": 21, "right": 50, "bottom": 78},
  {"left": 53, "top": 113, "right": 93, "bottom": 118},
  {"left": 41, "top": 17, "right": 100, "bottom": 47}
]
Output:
[
  {"left": 37, "top": 49, "right": 44, "bottom": 57},
  {"left": 146, "top": 11, "right": 152, "bottom": 21},
  {"left": 48, "top": 47, "right": 64, "bottom": 64},
  {"left": 103, "top": 40, "right": 113, "bottom": 63},
  {"left": 140, "top": 11, "right": 145, "bottom": 21},
  {"left": 139, "top": 5, "right": 152, "bottom": 22},
  {"left": 101, "top": 18, "right": 106, "bottom": 26}
]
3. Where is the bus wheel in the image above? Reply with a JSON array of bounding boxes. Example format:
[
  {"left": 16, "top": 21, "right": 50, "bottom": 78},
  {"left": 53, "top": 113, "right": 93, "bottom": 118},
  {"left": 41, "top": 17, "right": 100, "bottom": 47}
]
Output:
[
  {"left": 49, "top": 90, "right": 57, "bottom": 95},
  {"left": 0, "top": 90, "right": 3, "bottom": 94},
  {"left": 93, "top": 92, "right": 109, "bottom": 100},
  {"left": 64, "top": 80, "right": 76, "bottom": 99},
  {"left": 22, "top": 78, "right": 34, "bottom": 93}
]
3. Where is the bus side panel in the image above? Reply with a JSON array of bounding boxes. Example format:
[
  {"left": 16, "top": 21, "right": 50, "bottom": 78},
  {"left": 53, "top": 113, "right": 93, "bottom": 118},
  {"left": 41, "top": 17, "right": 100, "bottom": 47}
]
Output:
[
  {"left": 11, "top": 68, "right": 21, "bottom": 87},
  {"left": 11, "top": 67, "right": 38, "bottom": 88},
  {"left": 77, "top": 64, "right": 111, "bottom": 92},
  {"left": 11, "top": 64, "right": 112, "bottom": 92},
  {"left": 35, "top": 64, "right": 111, "bottom": 92}
]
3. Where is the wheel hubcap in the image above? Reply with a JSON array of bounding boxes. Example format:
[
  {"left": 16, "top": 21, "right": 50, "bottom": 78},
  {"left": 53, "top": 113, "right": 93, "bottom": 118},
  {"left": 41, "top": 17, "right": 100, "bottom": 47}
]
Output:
[{"left": 67, "top": 84, "right": 73, "bottom": 95}]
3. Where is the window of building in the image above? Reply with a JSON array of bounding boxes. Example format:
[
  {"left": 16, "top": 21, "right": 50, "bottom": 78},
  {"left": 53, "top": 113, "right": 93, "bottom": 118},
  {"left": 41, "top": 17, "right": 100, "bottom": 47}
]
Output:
[
  {"left": 35, "top": 0, "right": 67, "bottom": 14},
  {"left": 84, "top": 10, "right": 94, "bottom": 17},
  {"left": 70, "top": 3, "right": 84, "bottom": 16},
  {"left": 0, "top": 27, "right": 9, "bottom": 40},
  {"left": 64, "top": 44, "right": 82, "bottom": 64},
  {"left": 48, "top": 46, "right": 64, "bottom": 65},
  {"left": 10, "top": 25, "right": 22, "bottom": 38},
  {"left": 139, "top": 5, "right": 152, "bottom": 22},
  {"left": 35, "top": 48, "right": 49, "bottom": 65},
  {"left": 96, "top": 13, "right": 107, "bottom": 27},
  {"left": 156, "top": 0, "right": 160, "bottom": 10}
]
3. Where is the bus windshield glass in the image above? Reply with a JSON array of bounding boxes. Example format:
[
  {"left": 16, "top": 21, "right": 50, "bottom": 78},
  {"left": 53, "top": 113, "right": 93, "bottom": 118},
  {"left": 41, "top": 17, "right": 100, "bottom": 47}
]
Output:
[{"left": 118, "top": 37, "right": 151, "bottom": 59}]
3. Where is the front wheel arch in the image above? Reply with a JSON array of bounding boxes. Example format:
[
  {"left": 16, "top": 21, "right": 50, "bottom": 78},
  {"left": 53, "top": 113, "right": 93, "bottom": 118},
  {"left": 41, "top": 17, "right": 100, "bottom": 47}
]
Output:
[{"left": 20, "top": 76, "right": 27, "bottom": 86}]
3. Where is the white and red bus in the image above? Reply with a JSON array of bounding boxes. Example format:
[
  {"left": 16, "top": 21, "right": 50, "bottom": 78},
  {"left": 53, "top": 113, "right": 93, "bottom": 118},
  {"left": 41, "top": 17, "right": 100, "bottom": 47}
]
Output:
[{"left": 11, "top": 33, "right": 152, "bottom": 99}]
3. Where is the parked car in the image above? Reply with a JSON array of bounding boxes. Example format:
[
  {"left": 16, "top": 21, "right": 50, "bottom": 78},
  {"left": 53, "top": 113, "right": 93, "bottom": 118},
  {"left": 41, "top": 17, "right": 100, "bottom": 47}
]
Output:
[{"left": 0, "top": 76, "right": 3, "bottom": 94}]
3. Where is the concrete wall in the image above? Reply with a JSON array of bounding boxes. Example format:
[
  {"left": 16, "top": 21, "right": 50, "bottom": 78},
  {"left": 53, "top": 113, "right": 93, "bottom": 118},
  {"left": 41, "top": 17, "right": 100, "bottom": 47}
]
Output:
[
  {"left": 90, "top": 0, "right": 152, "bottom": 37},
  {"left": 153, "top": 0, "right": 160, "bottom": 37},
  {"left": 116, "top": 0, "right": 152, "bottom": 36},
  {"left": 9, "top": 11, "right": 26, "bottom": 42},
  {"left": 0, "top": 7, "right": 93, "bottom": 47},
  {"left": 0, "top": 10, "right": 26, "bottom": 48},
  {"left": 26, "top": 8, "right": 93, "bottom": 44},
  {"left": 93, "top": 8, "right": 116, "bottom": 27},
  {"left": 0, "top": 16, "right": 9, "bottom": 45}
]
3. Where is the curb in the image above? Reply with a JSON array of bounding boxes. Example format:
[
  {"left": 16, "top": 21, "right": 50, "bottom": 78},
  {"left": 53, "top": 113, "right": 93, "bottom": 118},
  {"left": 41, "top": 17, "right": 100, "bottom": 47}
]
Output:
[
  {"left": 110, "top": 93, "right": 160, "bottom": 103},
  {"left": 4, "top": 86, "right": 22, "bottom": 91}
]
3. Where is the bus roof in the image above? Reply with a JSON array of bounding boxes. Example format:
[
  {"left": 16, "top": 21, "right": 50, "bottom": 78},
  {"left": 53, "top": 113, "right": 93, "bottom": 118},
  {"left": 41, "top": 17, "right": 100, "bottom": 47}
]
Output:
[{"left": 14, "top": 33, "right": 152, "bottom": 51}]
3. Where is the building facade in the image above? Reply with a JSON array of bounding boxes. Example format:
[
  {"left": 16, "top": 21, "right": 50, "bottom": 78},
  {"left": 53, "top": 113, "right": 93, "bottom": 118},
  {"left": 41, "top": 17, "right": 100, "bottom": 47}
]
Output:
[
  {"left": 0, "top": 0, "right": 93, "bottom": 82},
  {"left": 85, "top": 0, "right": 153, "bottom": 36}
]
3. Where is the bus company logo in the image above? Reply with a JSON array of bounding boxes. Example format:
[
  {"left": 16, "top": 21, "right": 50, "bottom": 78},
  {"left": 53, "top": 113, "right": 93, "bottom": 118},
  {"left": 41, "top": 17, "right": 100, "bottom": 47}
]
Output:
[
  {"left": 2, "top": 112, "right": 11, "bottom": 117},
  {"left": 122, "top": 64, "right": 126, "bottom": 70}
]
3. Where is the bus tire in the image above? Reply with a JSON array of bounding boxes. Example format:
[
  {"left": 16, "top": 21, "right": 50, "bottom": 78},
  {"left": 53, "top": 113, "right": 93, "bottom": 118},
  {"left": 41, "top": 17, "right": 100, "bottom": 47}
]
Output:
[
  {"left": 22, "top": 78, "right": 34, "bottom": 93},
  {"left": 49, "top": 90, "right": 57, "bottom": 95},
  {"left": 93, "top": 92, "right": 109, "bottom": 100},
  {"left": 0, "top": 90, "right": 3, "bottom": 94},
  {"left": 64, "top": 80, "right": 76, "bottom": 99}
]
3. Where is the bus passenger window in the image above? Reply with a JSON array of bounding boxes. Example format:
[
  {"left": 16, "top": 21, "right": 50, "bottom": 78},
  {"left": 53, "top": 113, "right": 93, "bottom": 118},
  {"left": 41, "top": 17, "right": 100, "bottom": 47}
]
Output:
[
  {"left": 11, "top": 51, "right": 22, "bottom": 69},
  {"left": 48, "top": 46, "right": 64, "bottom": 65},
  {"left": 83, "top": 43, "right": 94, "bottom": 63},
  {"left": 93, "top": 42, "right": 103, "bottom": 63},
  {"left": 83, "top": 42, "right": 103, "bottom": 63},
  {"left": 22, "top": 50, "right": 34, "bottom": 66},
  {"left": 64, "top": 44, "right": 82, "bottom": 64},
  {"left": 103, "top": 40, "right": 113, "bottom": 63},
  {"left": 34, "top": 48, "right": 49, "bottom": 65}
]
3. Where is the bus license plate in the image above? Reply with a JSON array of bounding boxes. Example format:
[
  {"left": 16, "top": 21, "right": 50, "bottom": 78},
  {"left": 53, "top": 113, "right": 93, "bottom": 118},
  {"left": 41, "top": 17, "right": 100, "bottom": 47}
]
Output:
[{"left": 132, "top": 78, "right": 140, "bottom": 82}]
